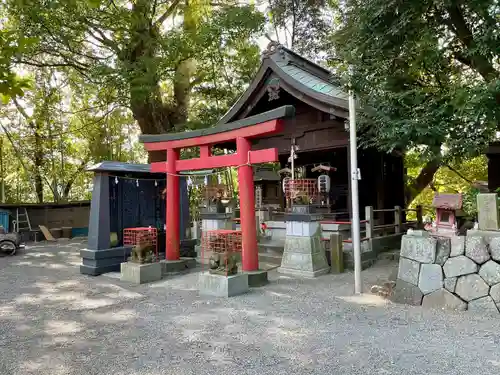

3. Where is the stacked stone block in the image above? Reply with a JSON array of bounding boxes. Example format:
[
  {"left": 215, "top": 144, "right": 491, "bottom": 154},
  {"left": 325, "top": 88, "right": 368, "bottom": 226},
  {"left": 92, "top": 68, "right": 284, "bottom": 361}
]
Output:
[{"left": 393, "top": 230, "right": 500, "bottom": 313}]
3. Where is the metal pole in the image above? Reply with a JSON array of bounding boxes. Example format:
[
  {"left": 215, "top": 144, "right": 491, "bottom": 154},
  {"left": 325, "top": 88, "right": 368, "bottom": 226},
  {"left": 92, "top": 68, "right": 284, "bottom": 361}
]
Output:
[
  {"left": 348, "top": 83, "right": 362, "bottom": 294},
  {"left": 0, "top": 136, "right": 4, "bottom": 203}
]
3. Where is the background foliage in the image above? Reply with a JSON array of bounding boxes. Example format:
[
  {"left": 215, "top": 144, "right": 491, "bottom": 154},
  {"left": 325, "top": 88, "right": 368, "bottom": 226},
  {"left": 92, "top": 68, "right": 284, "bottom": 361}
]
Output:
[{"left": 0, "top": 0, "right": 496, "bottom": 215}]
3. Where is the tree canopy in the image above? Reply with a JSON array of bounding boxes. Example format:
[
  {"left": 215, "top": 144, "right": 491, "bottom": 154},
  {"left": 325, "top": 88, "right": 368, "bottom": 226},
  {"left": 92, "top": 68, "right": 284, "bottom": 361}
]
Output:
[
  {"left": 6, "top": 0, "right": 265, "bottom": 159},
  {"left": 332, "top": 0, "right": 499, "bottom": 202},
  {"left": 0, "top": 0, "right": 498, "bottom": 206}
]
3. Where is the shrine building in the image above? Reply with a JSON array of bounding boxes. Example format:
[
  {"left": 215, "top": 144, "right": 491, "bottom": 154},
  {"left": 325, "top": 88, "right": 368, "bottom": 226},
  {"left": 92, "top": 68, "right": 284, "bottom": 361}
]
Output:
[{"left": 138, "top": 43, "right": 406, "bottom": 273}]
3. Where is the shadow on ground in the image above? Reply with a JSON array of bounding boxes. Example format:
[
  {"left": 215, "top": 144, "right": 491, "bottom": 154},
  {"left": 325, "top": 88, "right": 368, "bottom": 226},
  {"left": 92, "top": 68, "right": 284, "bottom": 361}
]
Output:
[{"left": 1, "top": 241, "right": 500, "bottom": 375}]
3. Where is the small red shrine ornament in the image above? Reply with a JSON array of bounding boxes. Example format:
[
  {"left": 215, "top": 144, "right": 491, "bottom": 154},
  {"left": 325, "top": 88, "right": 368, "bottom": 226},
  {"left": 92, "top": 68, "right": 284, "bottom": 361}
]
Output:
[{"left": 431, "top": 193, "right": 463, "bottom": 236}]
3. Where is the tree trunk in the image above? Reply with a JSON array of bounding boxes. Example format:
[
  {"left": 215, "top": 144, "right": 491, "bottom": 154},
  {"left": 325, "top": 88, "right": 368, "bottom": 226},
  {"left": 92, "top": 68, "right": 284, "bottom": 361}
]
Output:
[
  {"left": 124, "top": 0, "right": 196, "bottom": 162},
  {"left": 33, "top": 122, "right": 44, "bottom": 203},
  {"left": 405, "top": 158, "right": 441, "bottom": 205}
]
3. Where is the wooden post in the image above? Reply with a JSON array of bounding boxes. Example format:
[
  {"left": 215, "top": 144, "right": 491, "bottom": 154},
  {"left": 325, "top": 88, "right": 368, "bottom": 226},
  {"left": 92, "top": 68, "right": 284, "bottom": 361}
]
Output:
[
  {"left": 365, "top": 205, "right": 374, "bottom": 254},
  {"left": 394, "top": 206, "right": 402, "bottom": 233},
  {"left": 329, "top": 233, "right": 344, "bottom": 274},
  {"left": 365, "top": 206, "right": 373, "bottom": 240},
  {"left": 416, "top": 205, "right": 423, "bottom": 229}
]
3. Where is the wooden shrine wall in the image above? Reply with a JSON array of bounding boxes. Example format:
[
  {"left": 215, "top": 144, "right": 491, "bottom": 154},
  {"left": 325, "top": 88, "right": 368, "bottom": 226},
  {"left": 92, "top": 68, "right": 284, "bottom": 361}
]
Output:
[{"left": 251, "top": 102, "right": 348, "bottom": 155}]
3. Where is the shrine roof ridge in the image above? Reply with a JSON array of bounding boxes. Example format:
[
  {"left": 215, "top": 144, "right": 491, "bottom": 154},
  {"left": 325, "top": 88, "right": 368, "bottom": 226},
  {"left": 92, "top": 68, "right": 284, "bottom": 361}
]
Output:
[
  {"left": 87, "top": 161, "right": 213, "bottom": 175},
  {"left": 139, "top": 105, "right": 295, "bottom": 144},
  {"left": 431, "top": 193, "right": 463, "bottom": 210}
]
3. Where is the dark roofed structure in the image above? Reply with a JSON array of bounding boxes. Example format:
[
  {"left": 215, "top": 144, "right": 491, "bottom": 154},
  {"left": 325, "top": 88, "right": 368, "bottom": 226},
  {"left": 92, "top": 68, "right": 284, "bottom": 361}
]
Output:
[
  {"left": 139, "top": 42, "right": 406, "bottom": 220},
  {"left": 432, "top": 194, "right": 463, "bottom": 210},
  {"left": 220, "top": 42, "right": 349, "bottom": 124}
]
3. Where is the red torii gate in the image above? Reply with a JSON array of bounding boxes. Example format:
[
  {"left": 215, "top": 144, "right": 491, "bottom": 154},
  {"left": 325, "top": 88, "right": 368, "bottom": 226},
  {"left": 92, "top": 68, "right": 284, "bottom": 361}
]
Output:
[{"left": 140, "top": 106, "right": 293, "bottom": 272}]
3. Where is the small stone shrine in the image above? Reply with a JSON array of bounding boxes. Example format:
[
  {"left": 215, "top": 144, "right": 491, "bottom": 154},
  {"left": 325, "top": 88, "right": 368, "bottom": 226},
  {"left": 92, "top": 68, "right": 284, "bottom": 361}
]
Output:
[
  {"left": 430, "top": 193, "right": 463, "bottom": 236},
  {"left": 392, "top": 193, "right": 500, "bottom": 314}
]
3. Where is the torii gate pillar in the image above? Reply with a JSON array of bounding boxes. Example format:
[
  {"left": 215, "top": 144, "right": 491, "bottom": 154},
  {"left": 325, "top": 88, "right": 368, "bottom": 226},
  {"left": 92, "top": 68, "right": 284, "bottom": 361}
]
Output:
[
  {"left": 236, "top": 137, "right": 258, "bottom": 271},
  {"left": 166, "top": 148, "right": 180, "bottom": 261}
]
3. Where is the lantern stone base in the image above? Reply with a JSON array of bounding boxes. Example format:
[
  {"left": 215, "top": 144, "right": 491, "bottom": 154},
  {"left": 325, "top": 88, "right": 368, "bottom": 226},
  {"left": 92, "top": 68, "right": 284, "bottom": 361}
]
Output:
[
  {"left": 245, "top": 270, "right": 269, "bottom": 287},
  {"left": 278, "top": 235, "right": 330, "bottom": 278},
  {"left": 120, "top": 261, "right": 162, "bottom": 284},
  {"left": 199, "top": 272, "right": 249, "bottom": 297}
]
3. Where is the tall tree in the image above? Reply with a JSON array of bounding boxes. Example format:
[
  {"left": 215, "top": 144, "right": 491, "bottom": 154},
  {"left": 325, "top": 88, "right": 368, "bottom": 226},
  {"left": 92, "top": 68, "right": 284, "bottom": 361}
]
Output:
[
  {"left": 0, "top": 29, "right": 32, "bottom": 101},
  {"left": 266, "top": 0, "right": 334, "bottom": 61},
  {"left": 6, "top": 0, "right": 265, "bottom": 160},
  {"left": 332, "top": 0, "right": 499, "bottom": 204}
]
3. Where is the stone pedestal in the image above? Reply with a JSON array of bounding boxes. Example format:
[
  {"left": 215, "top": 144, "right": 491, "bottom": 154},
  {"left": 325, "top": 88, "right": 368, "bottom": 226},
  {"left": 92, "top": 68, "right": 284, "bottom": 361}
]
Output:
[
  {"left": 80, "top": 247, "right": 132, "bottom": 276},
  {"left": 200, "top": 213, "right": 233, "bottom": 231},
  {"left": 199, "top": 272, "right": 249, "bottom": 297},
  {"left": 180, "top": 239, "right": 197, "bottom": 258},
  {"left": 246, "top": 270, "right": 269, "bottom": 287},
  {"left": 278, "top": 214, "right": 330, "bottom": 278},
  {"left": 120, "top": 262, "right": 162, "bottom": 284},
  {"left": 160, "top": 258, "right": 196, "bottom": 275}
]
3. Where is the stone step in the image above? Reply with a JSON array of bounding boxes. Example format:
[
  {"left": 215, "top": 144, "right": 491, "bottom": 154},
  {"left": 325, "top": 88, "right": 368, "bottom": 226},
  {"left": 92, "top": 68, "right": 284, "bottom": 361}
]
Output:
[
  {"left": 258, "top": 252, "right": 282, "bottom": 266},
  {"left": 377, "top": 249, "right": 400, "bottom": 262}
]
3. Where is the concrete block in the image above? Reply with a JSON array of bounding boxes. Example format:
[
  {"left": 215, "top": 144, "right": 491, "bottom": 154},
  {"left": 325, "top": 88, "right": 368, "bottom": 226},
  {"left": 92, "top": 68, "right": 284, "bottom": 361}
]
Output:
[
  {"left": 421, "top": 288, "right": 467, "bottom": 311},
  {"left": 443, "top": 255, "right": 478, "bottom": 278},
  {"left": 435, "top": 238, "right": 451, "bottom": 265},
  {"left": 400, "top": 235, "right": 437, "bottom": 263},
  {"left": 478, "top": 260, "right": 500, "bottom": 286},
  {"left": 246, "top": 270, "right": 269, "bottom": 287},
  {"left": 450, "top": 236, "right": 465, "bottom": 257},
  {"left": 397, "top": 257, "right": 420, "bottom": 286},
  {"left": 198, "top": 272, "right": 249, "bottom": 297},
  {"left": 392, "top": 279, "right": 423, "bottom": 306},
  {"left": 465, "top": 235, "right": 490, "bottom": 264},
  {"left": 489, "top": 283, "right": 500, "bottom": 303},
  {"left": 455, "top": 274, "right": 489, "bottom": 302},
  {"left": 286, "top": 221, "right": 320, "bottom": 237},
  {"left": 418, "top": 264, "right": 443, "bottom": 294},
  {"left": 468, "top": 296, "right": 499, "bottom": 314},
  {"left": 490, "top": 237, "right": 500, "bottom": 261},
  {"left": 444, "top": 277, "right": 457, "bottom": 293},
  {"left": 120, "top": 262, "right": 162, "bottom": 284}
]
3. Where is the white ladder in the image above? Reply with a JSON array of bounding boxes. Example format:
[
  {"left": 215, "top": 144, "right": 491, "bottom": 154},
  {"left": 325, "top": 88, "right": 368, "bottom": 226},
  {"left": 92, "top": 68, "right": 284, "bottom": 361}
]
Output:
[{"left": 15, "top": 207, "right": 32, "bottom": 232}]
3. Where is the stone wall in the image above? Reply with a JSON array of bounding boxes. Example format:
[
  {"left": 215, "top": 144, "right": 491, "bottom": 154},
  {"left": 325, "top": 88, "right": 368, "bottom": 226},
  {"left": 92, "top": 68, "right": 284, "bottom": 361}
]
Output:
[{"left": 393, "top": 230, "right": 500, "bottom": 314}]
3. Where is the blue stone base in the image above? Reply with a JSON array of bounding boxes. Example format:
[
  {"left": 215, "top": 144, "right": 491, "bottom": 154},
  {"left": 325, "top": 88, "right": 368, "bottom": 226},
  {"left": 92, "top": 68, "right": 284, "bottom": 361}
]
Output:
[{"left": 80, "top": 246, "right": 132, "bottom": 276}]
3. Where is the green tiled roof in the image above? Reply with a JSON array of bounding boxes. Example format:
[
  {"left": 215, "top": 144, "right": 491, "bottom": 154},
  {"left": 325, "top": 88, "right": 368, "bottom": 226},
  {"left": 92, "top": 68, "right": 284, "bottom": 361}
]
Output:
[
  {"left": 218, "top": 43, "right": 349, "bottom": 124},
  {"left": 274, "top": 60, "right": 348, "bottom": 101}
]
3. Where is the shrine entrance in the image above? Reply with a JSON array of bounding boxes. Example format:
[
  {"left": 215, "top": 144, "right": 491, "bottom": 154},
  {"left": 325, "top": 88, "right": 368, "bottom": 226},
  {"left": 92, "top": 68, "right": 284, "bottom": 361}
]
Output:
[{"left": 140, "top": 106, "right": 294, "bottom": 272}]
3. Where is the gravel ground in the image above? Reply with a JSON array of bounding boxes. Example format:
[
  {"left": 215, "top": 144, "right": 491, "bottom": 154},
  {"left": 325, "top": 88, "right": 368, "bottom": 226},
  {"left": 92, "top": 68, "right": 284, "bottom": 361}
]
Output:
[{"left": 1, "top": 240, "right": 500, "bottom": 375}]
